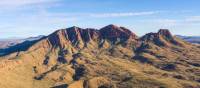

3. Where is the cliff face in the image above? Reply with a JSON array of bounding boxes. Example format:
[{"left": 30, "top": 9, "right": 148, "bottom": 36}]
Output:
[
  {"left": 46, "top": 24, "right": 138, "bottom": 49},
  {"left": 0, "top": 25, "right": 200, "bottom": 88}
]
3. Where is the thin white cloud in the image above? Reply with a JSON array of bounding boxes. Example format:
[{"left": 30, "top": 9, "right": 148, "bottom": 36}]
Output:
[
  {"left": 144, "top": 19, "right": 178, "bottom": 29},
  {"left": 90, "top": 11, "right": 158, "bottom": 18},
  {"left": 155, "top": 19, "right": 177, "bottom": 25},
  {"left": 0, "top": 0, "right": 59, "bottom": 6},
  {"left": 185, "top": 16, "right": 200, "bottom": 23},
  {"left": 146, "top": 15, "right": 200, "bottom": 29},
  {"left": 0, "top": 0, "right": 61, "bottom": 14}
]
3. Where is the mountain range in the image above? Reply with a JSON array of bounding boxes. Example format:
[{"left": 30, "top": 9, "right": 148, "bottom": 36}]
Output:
[
  {"left": 1, "top": 34, "right": 199, "bottom": 50},
  {"left": 0, "top": 24, "right": 199, "bottom": 88}
]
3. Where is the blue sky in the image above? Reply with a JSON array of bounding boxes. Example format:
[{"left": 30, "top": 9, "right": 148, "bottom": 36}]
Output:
[{"left": 0, "top": 0, "right": 200, "bottom": 38}]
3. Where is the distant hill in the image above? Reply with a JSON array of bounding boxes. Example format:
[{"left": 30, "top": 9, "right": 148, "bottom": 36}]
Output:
[
  {"left": 0, "top": 35, "right": 45, "bottom": 49},
  {"left": 176, "top": 35, "right": 200, "bottom": 44},
  {"left": 0, "top": 39, "right": 23, "bottom": 49},
  {"left": 0, "top": 35, "right": 46, "bottom": 56}
]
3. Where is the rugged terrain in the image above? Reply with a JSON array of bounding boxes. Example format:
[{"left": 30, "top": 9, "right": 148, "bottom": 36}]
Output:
[{"left": 0, "top": 24, "right": 199, "bottom": 88}]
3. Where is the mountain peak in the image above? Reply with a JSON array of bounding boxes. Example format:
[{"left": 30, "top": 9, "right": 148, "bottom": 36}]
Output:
[
  {"left": 103, "top": 24, "right": 119, "bottom": 29},
  {"left": 100, "top": 25, "right": 137, "bottom": 40},
  {"left": 67, "top": 26, "right": 82, "bottom": 30},
  {"left": 140, "top": 29, "right": 180, "bottom": 46},
  {"left": 158, "top": 29, "right": 173, "bottom": 38}
]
